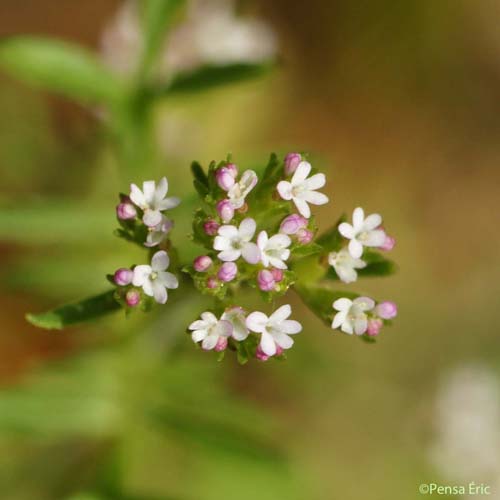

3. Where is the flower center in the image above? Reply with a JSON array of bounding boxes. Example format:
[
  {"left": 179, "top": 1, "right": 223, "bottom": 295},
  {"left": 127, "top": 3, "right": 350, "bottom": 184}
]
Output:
[
  {"left": 292, "top": 184, "right": 305, "bottom": 196},
  {"left": 358, "top": 231, "right": 370, "bottom": 242},
  {"left": 232, "top": 238, "right": 243, "bottom": 250},
  {"left": 150, "top": 271, "right": 158, "bottom": 280}
]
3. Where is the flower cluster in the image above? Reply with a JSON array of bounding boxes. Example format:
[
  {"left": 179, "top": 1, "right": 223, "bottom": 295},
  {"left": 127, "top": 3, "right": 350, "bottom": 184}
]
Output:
[{"left": 107, "top": 151, "right": 398, "bottom": 363}]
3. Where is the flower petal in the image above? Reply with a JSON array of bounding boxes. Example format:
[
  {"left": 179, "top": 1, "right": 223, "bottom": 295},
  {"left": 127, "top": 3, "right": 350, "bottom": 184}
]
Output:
[
  {"left": 246, "top": 311, "right": 268, "bottom": 333},
  {"left": 270, "top": 304, "right": 291, "bottom": 323},
  {"left": 354, "top": 316, "right": 368, "bottom": 335},
  {"left": 189, "top": 320, "right": 207, "bottom": 331},
  {"left": 157, "top": 197, "right": 180, "bottom": 211},
  {"left": 218, "top": 249, "right": 241, "bottom": 262},
  {"left": 277, "top": 181, "right": 293, "bottom": 200},
  {"left": 142, "top": 180, "right": 156, "bottom": 205},
  {"left": 214, "top": 319, "right": 233, "bottom": 338},
  {"left": 280, "top": 320, "right": 302, "bottom": 334},
  {"left": 363, "top": 213, "right": 382, "bottom": 231},
  {"left": 143, "top": 209, "right": 162, "bottom": 227},
  {"left": 273, "top": 332, "right": 294, "bottom": 349},
  {"left": 338, "top": 222, "right": 354, "bottom": 239},
  {"left": 157, "top": 271, "right": 178, "bottom": 289},
  {"left": 363, "top": 230, "right": 386, "bottom": 247},
  {"left": 305, "top": 173, "right": 326, "bottom": 190},
  {"left": 129, "top": 184, "right": 146, "bottom": 207},
  {"left": 218, "top": 225, "right": 239, "bottom": 238},
  {"left": 333, "top": 298, "right": 352, "bottom": 311},
  {"left": 268, "top": 233, "right": 291, "bottom": 248},
  {"left": 152, "top": 281, "right": 168, "bottom": 304},
  {"left": 332, "top": 310, "right": 347, "bottom": 329},
  {"left": 239, "top": 218, "right": 256, "bottom": 240},
  {"left": 213, "top": 235, "right": 230, "bottom": 251},
  {"left": 132, "top": 265, "right": 152, "bottom": 286},
  {"left": 152, "top": 250, "right": 169, "bottom": 271},
  {"left": 341, "top": 320, "right": 354, "bottom": 335},
  {"left": 260, "top": 331, "right": 277, "bottom": 356},
  {"left": 268, "top": 256, "right": 287, "bottom": 269},
  {"left": 191, "top": 329, "right": 207, "bottom": 342},
  {"left": 201, "top": 312, "right": 217, "bottom": 324},
  {"left": 348, "top": 238, "right": 363, "bottom": 259},
  {"left": 293, "top": 197, "right": 311, "bottom": 218},
  {"left": 241, "top": 242, "right": 260, "bottom": 264},
  {"left": 352, "top": 207, "right": 365, "bottom": 230},
  {"left": 302, "top": 190, "right": 329, "bottom": 206},
  {"left": 142, "top": 278, "right": 154, "bottom": 297},
  {"left": 202, "top": 334, "right": 218, "bottom": 350},
  {"left": 353, "top": 297, "right": 375, "bottom": 311},
  {"left": 291, "top": 161, "right": 311, "bottom": 184},
  {"left": 154, "top": 177, "right": 168, "bottom": 202}
]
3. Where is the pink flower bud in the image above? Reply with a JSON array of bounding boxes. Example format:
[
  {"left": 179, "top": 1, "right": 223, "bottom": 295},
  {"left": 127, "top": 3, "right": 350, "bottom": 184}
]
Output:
[
  {"left": 284, "top": 153, "right": 302, "bottom": 176},
  {"left": 116, "top": 202, "right": 137, "bottom": 220},
  {"left": 217, "top": 262, "right": 237, "bottom": 282},
  {"left": 216, "top": 167, "right": 236, "bottom": 191},
  {"left": 255, "top": 345, "right": 270, "bottom": 361},
  {"left": 125, "top": 289, "right": 140, "bottom": 307},
  {"left": 194, "top": 255, "right": 213, "bottom": 272},
  {"left": 257, "top": 269, "right": 275, "bottom": 291},
  {"left": 279, "top": 214, "right": 308, "bottom": 235},
  {"left": 214, "top": 336, "right": 228, "bottom": 352},
  {"left": 216, "top": 199, "right": 234, "bottom": 223},
  {"left": 270, "top": 268, "right": 284, "bottom": 282},
  {"left": 380, "top": 234, "right": 396, "bottom": 251},
  {"left": 204, "top": 219, "right": 219, "bottom": 236},
  {"left": 225, "top": 163, "right": 238, "bottom": 178},
  {"left": 207, "top": 277, "right": 219, "bottom": 289},
  {"left": 275, "top": 345, "right": 284, "bottom": 356},
  {"left": 366, "top": 318, "right": 383, "bottom": 336},
  {"left": 376, "top": 301, "right": 398, "bottom": 319},
  {"left": 297, "top": 228, "right": 314, "bottom": 244},
  {"left": 114, "top": 268, "right": 133, "bottom": 286}
]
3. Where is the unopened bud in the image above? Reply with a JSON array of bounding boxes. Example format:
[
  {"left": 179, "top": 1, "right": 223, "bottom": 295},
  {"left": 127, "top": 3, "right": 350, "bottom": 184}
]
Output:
[
  {"left": 204, "top": 219, "right": 219, "bottom": 236},
  {"left": 280, "top": 214, "right": 308, "bottom": 235},
  {"left": 217, "top": 262, "right": 237, "bottom": 282},
  {"left": 375, "top": 301, "right": 398, "bottom": 320},
  {"left": 125, "top": 289, "right": 140, "bottom": 307},
  {"left": 366, "top": 318, "right": 383, "bottom": 336},
  {"left": 116, "top": 202, "right": 137, "bottom": 220},
  {"left": 114, "top": 268, "right": 133, "bottom": 286},
  {"left": 194, "top": 255, "right": 213, "bottom": 272},
  {"left": 284, "top": 153, "right": 302, "bottom": 176},
  {"left": 270, "top": 268, "right": 284, "bottom": 282},
  {"left": 207, "top": 277, "right": 219, "bottom": 289},
  {"left": 214, "top": 336, "right": 228, "bottom": 352},
  {"left": 216, "top": 167, "right": 236, "bottom": 191},
  {"left": 297, "top": 228, "right": 314, "bottom": 244},
  {"left": 216, "top": 199, "right": 234, "bottom": 223},
  {"left": 257, "top": 269, "right": 276, "bottom": 291}
]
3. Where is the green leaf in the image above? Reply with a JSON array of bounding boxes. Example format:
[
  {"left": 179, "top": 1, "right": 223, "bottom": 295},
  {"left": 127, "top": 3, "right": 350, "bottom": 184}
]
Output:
[
  {"left": 316, "top": 214, "right": 346, "bottom": 251},
  {"left": 292, "top": 243, "right": 323, "bottom": 258},
  {"left": 26, "top": 290, "right": 121, "bottom": 330},
  {"left": 0, "top": 37, "right": 125, "bottom": 105},
  {"left": 326, "top": 250, "right": 397, "bottom": 280},
  {"left": 159, "top": 62, "right": 275, "bottom": 95},
  {"left": 139, "top": 0, "right": 186, "bottom": 78},
  {"left": 294, "top": 284, "right": 358, "bottom": 327}
]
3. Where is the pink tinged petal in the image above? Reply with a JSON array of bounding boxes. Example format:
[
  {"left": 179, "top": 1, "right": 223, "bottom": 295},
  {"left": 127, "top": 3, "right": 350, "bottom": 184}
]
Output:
[
  {"left": 291, "top": 161, "right": 312, "bottom": 184},
  {"left": 241, "top": 242, "right": 260, "bottom": 264},
  {"left": 202, "top": 335, "right": 218, "bottom": 350},
  {"left": 270, "top": 304, "right": 292, "bottom": 323},
  {"left": 239, "top": 218, "right": 256, "bottom": 240},
  {"left": 363, "top": 213, "right": 382, "bottom": 231},
  {"left": 215, "top": 319, "right": 233, "bottom": 338},
  {"left": 332, "top": 311, "right": 347, "bottom": 329},
  {"left": 218, "top": 249, "right": 241, "bottom": 262},
  {"left": 129, "top": 184, "right": 146, "bottom": 207},
  {"left": 157, "top": 271, "right": 178, "bottom": 289},
  {"left": 260, "top": 331, "right": 277, "bottom": 356},
  {"left": 257, "top": 230, "right": 268, "bottom": 250},
  {"left": 189, "top": 320, "right": 207, "bottom": 330},
  {"left": 273, "top": 332, "right": 294, "bottom": 349},
  {"left": 142, "top": 180, "right": 156, "bottom": 205},
  {"left": 348, "top": 239, "right": 363, "bottom": 259},
  {"left": 152, "top": 250, "right": 169, "bottom": 271},
  {"left": 154, "top": 177, "right": 168, "bottom": 202},
  {"left": 143, "top": 210, "right": 162, "bottom": 227},
  {"left": 293, "top": 197, "right": 311, "bottom": 218},
  {"left": 277, "top": 181, "right": 293, "bottom": 200},
  {"left": 352, "top": 207, "right": 365, "bottom": 230},
  {"left": 280, "top": 320, "right": 302, "bottom": 334},
  {"left": 191, "top": 329, "right": 207, "bottom": 342},
  {"left": 152, "top": 281, "right": 168, "bottom": 304},
  {"left": 246, "top": 312, "right": 269, "bottom": 333},
  {"left": 157, "top": 197, "right": 180, "bottom": 210},
  {"left": 132, "top": 265, "right": 152, "bottom": 286},
  {"left": 213, "top": 236, "right": 231, "bottom": 251},
  {"left": 305, "top": 173, "right": 326, "bottom": 190},
  {"left": 240, "top": 170, "right": 258, "bottom": 194},
  {"left": 354, "top": 316, "right": 368, "bottom": 335},
  {"left": 338, "top": 223, "right": 354, "bottom": 239},
  {"left": 363, "top": 230, "right": 386, "bottom": 247},
  {"left": 142, "top": 278, "right": 155, "bottom": 297},
  {"left": 218, "top": 225, "right": 239, "bottom": 238},
  {"left": 354, "top": 297, "right": 375, "bottom": 311},
  {"left": 333, "top": 298, "right": 352, "bottom": 312},
  {"left": 301, "top": 191, "right": 329, "bottom": 206},
  {"left": 201, "top": 312, "right": 217, "bottom": 324}
]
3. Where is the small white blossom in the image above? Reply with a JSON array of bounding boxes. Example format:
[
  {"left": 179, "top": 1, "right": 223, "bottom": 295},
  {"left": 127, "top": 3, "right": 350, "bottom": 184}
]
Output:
[
  {"left": 213, "top": 217, "right": 260, "bottom": 264},
  {"left": 328, "top": 248, "right": 366, "bottom": 283},
  {"left": 246, "top": 304, "right": 302, "bottom": 356},
  {"left": 129, "top": 177, "right": 180, "bottom": 227},
  {"left": 188, "top": 312, "right": 233, "bottom": 350},
  {"left": 145, "top": 215, "right": 173, "bottom": 247},
  {"left": 221, "top": 306, "right": 249, "bottom": 341},
  {"left": 132, "top": 250, "right": 178, "bottom": 304},
  {"left": 227, "top": 170, "right": 258, "bottom": 209},
  {"left": 338, "top": 207, "right": 386, "bottom": 259},
  {"left": 331, "top": 297, "right": 375, "bottom": 335},
  {"left": 277, "top": 161, "right": 329, "bottom": 218},
  {"left": 257, "top": 231, "right": 291, "bottom": 270}
]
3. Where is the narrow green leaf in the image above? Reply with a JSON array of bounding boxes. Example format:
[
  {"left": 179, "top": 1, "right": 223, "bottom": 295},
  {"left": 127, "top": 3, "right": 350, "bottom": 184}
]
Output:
[
  {"left": 26, "top": 290, "right": 121, "bottom": 330},
  {"left": 292, "top": 243, "right": 323, "bottom": 258},
  {"left": 191, "top": 161, "right": 208, "bottom": 187},
  {"left": 0, "top": 37, "right": 125, "bottom": 105},
  {"left": 316, "top": 214, "right": 346, "bottom": 251},
  {"left": 159, "top": 62, "right": 275, "bottom": 95}
]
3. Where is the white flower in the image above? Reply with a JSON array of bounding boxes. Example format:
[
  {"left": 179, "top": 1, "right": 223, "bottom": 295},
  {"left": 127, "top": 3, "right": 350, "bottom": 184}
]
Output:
[
  {"left": 331, "top": 297, "right": 375, "bottom": 335},
  {"left": 328, "top": 248, "right": 366, "bottom": 283},
  {"left": 227, "top": 170, "right": 258, "bottom": 209},
  {"left": 213, "top": 218, "right": 260, "bottom": 264},
  {"left": 129, "top": 177, "right": 180, "bottom": 227},
  {"left": 246, "top": 304, "right": 302, "bottom": 356},
  {"left": 221, "top": 306, "right": 249, "bottom": 341},
  {"left": 132, "top": 250, "right": 178, "bottom": 304},
  {"left": 338, "top": 207, "right": 386, "bottom": 259},
  {"left": 188, "top": 312, "right": 233, "bottom": 350},
  {"left": 144, "top": 215, "right": 173, "bottom": 247},
  {"left": 257, "top": 231, "right": 291, "bottom": 270},
  {"left": 277, "top": 161, "right": 329, "bottom": 218}
]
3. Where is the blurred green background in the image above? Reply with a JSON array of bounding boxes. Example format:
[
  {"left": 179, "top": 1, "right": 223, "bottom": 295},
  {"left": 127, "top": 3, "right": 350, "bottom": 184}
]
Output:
[{"left": 1, "top": 1, "right": 500, "bottom": 499}]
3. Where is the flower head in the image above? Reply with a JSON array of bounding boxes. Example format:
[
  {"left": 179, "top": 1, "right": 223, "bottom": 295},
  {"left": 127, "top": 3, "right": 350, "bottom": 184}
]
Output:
[
  {"left": 375, "top": 301, "right": 398, "bottom": 319},
  {"left": 130, "top": 177, "right": 180, "bottom": 227},
  {"left": 328, "top": 248, "right": 367, "bottom": 284},
  {"left": 338, "top": 207, "right": 386, "bottom": 259},
  {"left": 132, "top": 250, "right": 178, "bottom": 304},
  {"left": 145, "top": 215, "right": 173, "bottom": 247},
  {"left": 246, "top": 304, "right": 302, "bottom": 356},
  {"left": 227, "top": 170, "right": 258, "bottom": 209},
  {"left": 331, "top": 296, "right": 375, "bottom": 335},
  {"left": 277, "top": 161, "right": 329, "bottom": 218},
  {"left": 257, "top": 231, "right": 291, "bottom": 269},
  {"left": 257, "top": 269, "right": 276, "bottom": 291},
  {"left": 189, "top": 312, "right": 233, "bottom": 350},
  {"left": 221, "top": 306, "right": 249, "bottom": 341},
  {"left": 213, "top": 218, "right": 260, "bottom": 264}
]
